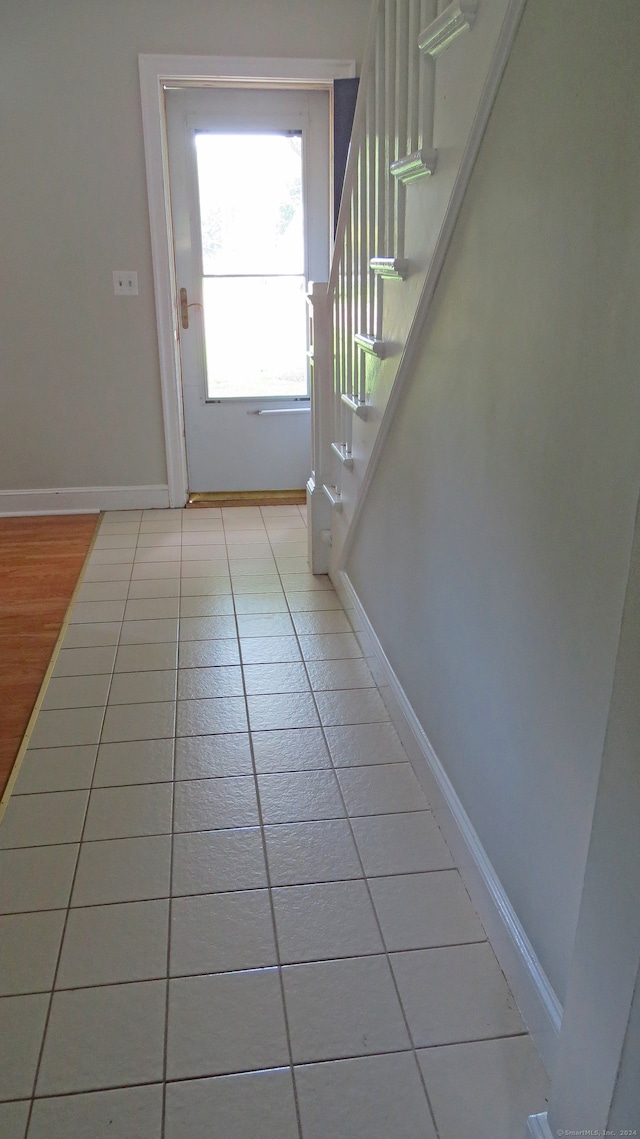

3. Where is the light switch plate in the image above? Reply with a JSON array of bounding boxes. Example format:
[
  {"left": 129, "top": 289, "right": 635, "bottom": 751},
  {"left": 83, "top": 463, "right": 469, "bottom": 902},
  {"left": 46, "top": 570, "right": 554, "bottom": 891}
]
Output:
[{"left": 113, "top": 271, "right": 138, "bottom": 295}]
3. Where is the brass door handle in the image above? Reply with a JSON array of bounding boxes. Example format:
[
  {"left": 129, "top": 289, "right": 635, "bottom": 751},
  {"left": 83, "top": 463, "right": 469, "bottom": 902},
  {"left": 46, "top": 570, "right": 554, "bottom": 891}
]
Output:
[{"left": 179, "top": 287, "right": 202, "bottom": 330}]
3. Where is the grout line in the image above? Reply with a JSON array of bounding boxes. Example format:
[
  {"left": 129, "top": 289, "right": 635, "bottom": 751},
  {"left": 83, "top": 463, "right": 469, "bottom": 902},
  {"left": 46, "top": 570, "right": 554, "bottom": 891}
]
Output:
[
  {"left": 24, "top": 525, "right": 118, "bottom": 1133},
  {"left": 272, "top": 518, "right": 443, "bottom": 1139},
  {"left": 228, "top": 510, "right": 305, "bottom": 1139}
]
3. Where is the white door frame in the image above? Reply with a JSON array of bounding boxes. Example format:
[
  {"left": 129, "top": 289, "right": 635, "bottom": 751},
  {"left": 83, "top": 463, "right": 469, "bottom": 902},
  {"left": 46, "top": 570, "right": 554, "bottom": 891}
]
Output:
[{"left": 138, "top": 54, "right": 356, "bottom": 507}]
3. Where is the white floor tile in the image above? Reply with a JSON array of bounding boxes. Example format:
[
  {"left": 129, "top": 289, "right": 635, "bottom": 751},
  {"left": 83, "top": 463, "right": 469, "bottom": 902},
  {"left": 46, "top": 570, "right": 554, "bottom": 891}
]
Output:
[
  {"left": 132, "top": 561, "right": 181, "bottom": 580},
  {"left": 181, "top": 558, "right": 229, "bottom": 577},
  {"left": 93, "top": 739, "right": 174, "bottom": 787},
  {"left": 179, "top": 595, "right": 235, "bottom": 617},
  {"left": 119, "top": 618, "right": 179, "bottom": 645},
  {"left": 236, "top": 613, "right": 295, "bottom": 638},
  {"left": 76, "top": 580, "right": 129, "bottom": 601},
  {"left": 417, "top": 1036, "right": 550, "bottom": 1139},
  {"left": 337, "top": 763, "right": 431, "bottom": 816},
  {"left": 61, "top": 622, "right": 121, "bottom": 649},
  {"left": 14, "top": 745, "right": 96, "bottom": 794},
  {"left": 52, "top": 645, "right": 117, "bottom": 677},
  {"left": 0, "top": 790, "right": 88, "bottom": 849},
  {"left": 239, "top": 636, "right": 301, "bottom": 664},
  {"left": 391, "top": 942, "right": 525, "bottom": 1046},
  {"left": 83, "top": 563, "right": 132, "bottom": 583},
  {"left": 114, "top": 642, "right": 178, "bottom": 673},
  {"left": 69, "top": 600, "right": 126, "bottom": 624},
  {"left": 280, "top": 572, "right": 333, "bottom": 591},
  {"left": 251, "top": 728, "right": 330, "bottom": 773},
  {"left": 283, "top": 954, "right": 410, "bottom": 1062},
  {"left": 0, "top": 845, "right": 78, "bottom": 915},
  {"left": 350, "top": 812, "right": 454, "bottom": 876},
  {"left": 137, "top": 531, "right": 181, "bottom": 547},
  {"left": 0, "top": 505, "right": 545, "bottom": 1134},
  {"left": 257, "top": 770, "right": 345, "bottom": 824},
  {"left": 28, "top": 707, "right": 104, "bottom": 749},
  {"left": 177, "top": 665, "right": 243, "bottom": 700},
  {"left": 176, "top": 697, "right": 247, "bottom": 736},
  {"left": 180, "top": 576, "right": 232, "bottom": 596},
  {"left": 247, "top": 692, "right": 319, "bottom": 731},
  {"left": 101, "top": 701, "right": 176, "bottom": 743},
  {"left": 167, "top": 969, "right": 289, "bottom": 1079},
  {"left": 170, "top": 889, "right": 276, "bottom": 976},
  {"left": 127, "top": 577, "right": 180, "bottom": 599},
  {"left": 164, "top": 1069, "right": 298, "bottom": 1139},
  {"left": 0, "top": 911, "right": 65, "bottom": 995},
  {"left": 306, "top": 658, "right": 375, "bottom": 691},
  {"left": 171, "top": 828, "right": 267, "bottom": 896},
  {"left": 292, "top": 611, "right": 352, "bottom": 635},
  {"left": 272, "top": 880, "right": 383, "bottom": 963},
  {"left": 179, "top": 615, "right": 237, "bottom": 641},
  {"left": 0, "top": 992, "right": 49, "bottom": 1100},
  {"left": 233, "top": 593, "right": 288, "bottom": 614},
  {"left": 108, "top": 669, "right": 177, "bottom": 704},
  {"left": 294, "top": 1052, "right": 437, "bottom": 1139},
  {"left": 314, "top": 688, "right": 390, "bottom": 727},
  {"left": 231, "top": 575, "right": 281, "bottom": 594},
  {"left": 287, "top": 590, "right": 342, "bottom": 612},
  {"left": 325, "top": 722, "right": 406, "bottom": 766},
  {"left": 297, "top": 632, "right": 362, "bottom": 661},
  {"left": 71, "top": 835, "right": 171, "bottom": 906},
  {"left": 174, "top": 734, "right": 252, "bottom": 780},
  {"left": 264, "top": 820, "right": 363, "bottom": 886},
  {"left": 173, "top": 777, "right": 259, "bottom": 832},
  {"left": 36, "top": 980, "right": 166, "bottom": 1095},
  {"left": 123, "top": 597, "right": 180, "bottom": 621},
  {"left": 57, "top": 899, "right": 169, "bottom": 989},
  {"left": 243, "top": 662, "right": 310, "bottom": 695},
  {"left": 369, "top": 870, "right": 485, "bottom": 951},
  {"left": 83, "top": 783, "right": 173, "bottom": 840},
  {"left": 178, "top": 638, "right": 240, "bottom": 668},
  {"left": 0, "top": 1100, "right": 29, "bottom": 1138},
  {"left": 28, "top": 1084, "right": 163, "bottom": 1139}
]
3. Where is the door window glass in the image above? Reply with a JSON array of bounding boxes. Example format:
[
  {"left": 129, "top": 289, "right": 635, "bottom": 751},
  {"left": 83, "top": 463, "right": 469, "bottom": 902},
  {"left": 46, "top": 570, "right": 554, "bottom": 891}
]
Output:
[{"left": 195, "top": 132, "right": 307, "bottom": 399}]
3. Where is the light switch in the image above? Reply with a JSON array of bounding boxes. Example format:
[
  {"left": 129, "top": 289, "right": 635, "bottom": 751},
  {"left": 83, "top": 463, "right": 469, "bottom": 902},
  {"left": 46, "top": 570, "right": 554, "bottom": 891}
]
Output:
[{"left": 113, "top": 271, "right": 138, "bottom": 296}]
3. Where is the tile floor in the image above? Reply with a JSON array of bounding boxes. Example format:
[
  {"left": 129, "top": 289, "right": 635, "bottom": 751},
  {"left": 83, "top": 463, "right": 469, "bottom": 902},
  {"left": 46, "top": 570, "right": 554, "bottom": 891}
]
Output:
[{"left": 0, "top": 506, "right": 549, "bottom": 1138}]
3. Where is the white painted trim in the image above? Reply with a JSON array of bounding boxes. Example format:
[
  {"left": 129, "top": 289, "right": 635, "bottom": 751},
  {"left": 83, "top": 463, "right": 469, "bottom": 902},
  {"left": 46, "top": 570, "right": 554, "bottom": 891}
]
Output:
[
  {"left": 0, "top": 486, "right": 169, "bottom": 516},
  {"left": 336, "top": 567, "right": 563, "bottom": 1077},
  {"left": 354, "top": 332, "right": 388, "bottom": 359},
  {"left": 138, "top": 54, "right": 356, "bottom": 507},
  {"left": 390, "top": 147, "right": 438, "bottom": 184},
  {"left": 418, "top": 0, "right": 478, "bottom": 59},
  {"left": 322, "top": 484, "right": 343, "bottom": 511},
  {"left": 340, "top": 0, "right": 528, "bottom": 566},
  {"left": 526, "top": 1113, "right": 554, "bottom": 1139},
  {"left": 341, "top": 393, "right": 369, "bottom": 419}
]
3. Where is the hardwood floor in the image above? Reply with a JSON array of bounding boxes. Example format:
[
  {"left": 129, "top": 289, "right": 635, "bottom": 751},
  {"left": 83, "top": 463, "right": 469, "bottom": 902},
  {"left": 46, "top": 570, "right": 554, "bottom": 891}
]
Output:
[{"left": 0, "top": 514, "right": 99, "bottom": 796}]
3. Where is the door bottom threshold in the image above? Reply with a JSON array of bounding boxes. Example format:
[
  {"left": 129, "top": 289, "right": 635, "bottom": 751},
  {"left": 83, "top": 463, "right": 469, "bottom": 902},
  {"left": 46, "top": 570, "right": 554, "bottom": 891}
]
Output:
[{"left": 188, "top": 489, "right": 306, "bottom": 508}]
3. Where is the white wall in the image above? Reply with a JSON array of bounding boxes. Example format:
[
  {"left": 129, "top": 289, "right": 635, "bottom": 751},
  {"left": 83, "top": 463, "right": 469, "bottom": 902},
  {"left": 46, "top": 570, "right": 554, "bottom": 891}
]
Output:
[
  {"left": 0, "top": 0, "right": 370, "bottom": 491},
  {"left": 346, "top": 0, "right": 640, "bottom": 1004}
]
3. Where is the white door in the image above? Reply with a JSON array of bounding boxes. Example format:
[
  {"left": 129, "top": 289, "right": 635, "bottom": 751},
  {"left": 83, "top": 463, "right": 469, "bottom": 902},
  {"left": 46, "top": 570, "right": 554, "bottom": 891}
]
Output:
[{"left": 166, "top": 86, "right": 330, "bottom": 493}]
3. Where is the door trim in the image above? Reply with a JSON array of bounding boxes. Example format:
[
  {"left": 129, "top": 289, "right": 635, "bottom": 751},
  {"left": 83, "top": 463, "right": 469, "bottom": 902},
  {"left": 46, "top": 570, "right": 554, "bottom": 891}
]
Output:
[{"left": 139, "top": 54, "right": 356, "bottom": 507}]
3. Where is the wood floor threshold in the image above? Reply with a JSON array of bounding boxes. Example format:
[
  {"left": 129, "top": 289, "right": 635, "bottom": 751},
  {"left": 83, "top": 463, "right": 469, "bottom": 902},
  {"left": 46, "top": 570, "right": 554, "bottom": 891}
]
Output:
[
  {"left": 188, "top": 489, "right": 306, "bottom": 507},
  {"left": 0, "top": 514, "right": 100, "bottom": 811}
]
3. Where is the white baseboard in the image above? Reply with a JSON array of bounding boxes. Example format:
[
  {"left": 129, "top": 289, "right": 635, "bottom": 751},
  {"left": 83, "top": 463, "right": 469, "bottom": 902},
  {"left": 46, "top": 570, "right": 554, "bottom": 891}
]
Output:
[
  {"left": 0, "top": 485, "right": 171, "bottom": 516},
  {"left": 336, "top": 568, "right": 562, "bottom": 1078},
  {"left": 526, "top": 1113, "right": 553, "bottom": 1139}
]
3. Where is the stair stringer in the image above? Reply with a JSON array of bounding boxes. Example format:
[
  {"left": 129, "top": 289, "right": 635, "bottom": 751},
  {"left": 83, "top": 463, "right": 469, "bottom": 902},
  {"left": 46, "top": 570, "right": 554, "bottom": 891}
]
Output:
[{"left": 329, "top": 0, "right": 528, "bottom": 574}]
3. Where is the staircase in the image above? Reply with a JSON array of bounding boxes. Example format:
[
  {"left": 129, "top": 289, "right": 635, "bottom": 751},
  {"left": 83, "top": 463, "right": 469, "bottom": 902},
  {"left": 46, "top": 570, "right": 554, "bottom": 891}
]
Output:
[{"left": 307, "top": 0, "right": 527, "bottom": 576}]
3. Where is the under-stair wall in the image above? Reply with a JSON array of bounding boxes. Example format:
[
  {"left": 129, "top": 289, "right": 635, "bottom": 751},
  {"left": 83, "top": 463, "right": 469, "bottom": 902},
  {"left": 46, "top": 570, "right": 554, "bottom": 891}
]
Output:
[
  {"left": 306, "top": 0, "right": 528, "bottom": 571},
  {"left": 336, "top": 0, "right": 640, "bottom": 1079}
]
